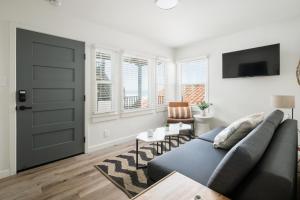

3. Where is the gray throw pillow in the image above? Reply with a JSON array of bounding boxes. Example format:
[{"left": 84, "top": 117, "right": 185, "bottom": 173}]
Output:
[{"left": 213, "top": 113, "right": 264, "bottom": 149}]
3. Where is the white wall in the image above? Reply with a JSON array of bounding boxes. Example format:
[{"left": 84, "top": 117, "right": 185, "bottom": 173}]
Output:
[
  {"left": 175, "top": 18, "right": 300, "bottom": 128},
  {"left": 0, "top": 21, "right": 10, "bottom": 178},
  {"left": 0, "top": 0, "right": 174, "bottom": 177}
]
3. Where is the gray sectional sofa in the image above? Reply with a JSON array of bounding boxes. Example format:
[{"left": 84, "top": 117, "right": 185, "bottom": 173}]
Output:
[{"left": 148, "top": 110, "right": 298, "bottom": 200}]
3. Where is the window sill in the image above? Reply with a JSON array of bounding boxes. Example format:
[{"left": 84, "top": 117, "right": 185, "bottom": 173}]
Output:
[
  {"left": 156, "top": 106, "right": 167, "bottom": 113},
  {"left": 91, "top": 112, "right": 119, "bottom": 123},
  {"left": 91, "top": 107, "right": 166, "bottom": 122},
  {"left": 121, "top": 108, "right": 155, "bottom": 118}
]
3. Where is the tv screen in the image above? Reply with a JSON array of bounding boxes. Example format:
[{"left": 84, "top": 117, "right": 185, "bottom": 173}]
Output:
[{"left": 222, "top": 44, "right": 280, "bottom": 78}]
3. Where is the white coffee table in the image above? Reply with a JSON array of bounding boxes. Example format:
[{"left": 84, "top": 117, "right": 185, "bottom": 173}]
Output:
[
  {"left": 135, "top": 124, "right": 192, "bottom": 169},
  {"left": 136, "top": 130, "right": 165, "bottom": 169},
  {"left": 157, "top": 123, "right": 192, "bottom": 151}
]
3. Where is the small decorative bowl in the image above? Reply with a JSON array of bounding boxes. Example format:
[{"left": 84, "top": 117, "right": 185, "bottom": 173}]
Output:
[{"left": 147, "top": 129, "right": 154, "bottom": 137}]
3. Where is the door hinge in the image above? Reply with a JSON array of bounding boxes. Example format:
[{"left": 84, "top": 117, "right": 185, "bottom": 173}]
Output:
[
  {"left": 83, "top": 53, "right": 86, "bottom": 60},
  {"left": 83, "top": 95, "right": 86, "bottom": 102},
  {"left": 83, "top": 137, "right": 86, "bottom": 143}
]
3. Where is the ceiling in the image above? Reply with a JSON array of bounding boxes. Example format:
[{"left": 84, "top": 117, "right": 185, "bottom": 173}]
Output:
[{"left": 27, "top": 0, "right": 300, "bottom": 48}]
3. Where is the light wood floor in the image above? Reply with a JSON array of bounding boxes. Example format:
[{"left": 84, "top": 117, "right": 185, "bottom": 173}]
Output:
[{"left": 0, "top": 141, "right": 138, "bottom": 200}]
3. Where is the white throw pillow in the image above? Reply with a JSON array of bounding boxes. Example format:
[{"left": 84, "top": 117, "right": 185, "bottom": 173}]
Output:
[{"left": 213, "top": 112, "right": 264, "bottom": 149}]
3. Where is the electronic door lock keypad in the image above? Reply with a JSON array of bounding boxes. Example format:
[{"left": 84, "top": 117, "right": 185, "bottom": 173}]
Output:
[{"left": 18, "top": 90, "right": 27, "bottom": 102}]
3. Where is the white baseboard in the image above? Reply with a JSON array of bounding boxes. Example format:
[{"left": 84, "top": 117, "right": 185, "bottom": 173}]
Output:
[
  {"left": 88, "top": 134, "right": 136, "bottom": 153},
  {"left": 0, "top": 169, "right": 10, "bottom": 179},
  {"left": 0, "top": 135, "right": 137, "bottom": 179}
]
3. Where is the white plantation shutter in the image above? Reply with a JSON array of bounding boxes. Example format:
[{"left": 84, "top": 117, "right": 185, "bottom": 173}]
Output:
[
  {"left": 156, "top": 61, "right": 167, "bottom": 105},
  {"left": 180, "top": 59, "right": 208, "bottom": 105},
  {"left": 122, "top": 56, "right": 149, "bottom": 110},
  {"left": 96, "top": 50, "right": 113, "bottom": 113}
]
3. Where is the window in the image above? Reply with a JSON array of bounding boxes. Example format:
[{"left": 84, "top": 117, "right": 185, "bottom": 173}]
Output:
[
  {"left": 156, "top": 60, "right": 167, "bottom": 106},
  {"left": 180, "top": 59, "right": 208, "bottom": 105},
  {"left": 122, "top": 56, "right": 149, "bottom": 110},
  {"left": 95, "top": 50, "right": 113, "bottom": 113}
]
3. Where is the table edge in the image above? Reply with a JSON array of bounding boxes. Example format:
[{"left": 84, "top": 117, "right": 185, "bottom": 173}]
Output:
[{"left": 131, "top": 171, "right": 177, "bottom": 200}]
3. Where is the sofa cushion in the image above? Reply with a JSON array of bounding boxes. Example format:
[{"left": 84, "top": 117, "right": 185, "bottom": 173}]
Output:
[
  {"left": 207, "top": 110, "right": 284, "bottom": 196},
  {"left": 213, "top": 112, "right": 264, "bottom": 149},
  {"left": 198, "top": 127, "right": 225, "bottom": 143},
  {"left": 148, "top": 139, "right": 228, "bottom": 185}
]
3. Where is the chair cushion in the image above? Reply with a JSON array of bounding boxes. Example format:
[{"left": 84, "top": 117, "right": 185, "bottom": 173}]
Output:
[
  {"left": 167, "top": 118, "right": 194, "bottom": 123},
  {"left": 213, "top": 112, "right": 264, "bottom": 149},
  {"left": 207, "top": 110, "right": 284, "bottom": 196},
  {"left": 148, "top": 139, "right": 228, "bottom": 185},
  {"left": 168, "top": 106, "right": 192, "bottom": 119},
  {"left": 198, "top": 127, "right": 225, "bottom": 143}
]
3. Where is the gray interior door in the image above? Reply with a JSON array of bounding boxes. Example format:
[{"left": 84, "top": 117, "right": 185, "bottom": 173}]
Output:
[{"left": 16, "top": 29, "right": 85, "bottom": 171}]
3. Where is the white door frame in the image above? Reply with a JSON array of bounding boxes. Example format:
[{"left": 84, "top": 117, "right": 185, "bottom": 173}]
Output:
[{"left": 8, "top": 22, "right": 89, "bottom": 175}]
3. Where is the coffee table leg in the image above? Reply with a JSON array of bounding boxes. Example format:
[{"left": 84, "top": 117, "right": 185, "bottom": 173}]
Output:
[
  {"left": 136, "top": 139, "right": 138, "bottom": 169},
  {"left": 152, "top": 143, "right": 155, "bottom": 158},
  {"left": 161, "top": 142, "right": 163, "bottom": 154},
  {"left": 177, "top": 136, "right": 180, "bottom": 147},
  {"left": 169, "top": 136, "right": 171, "bottom": 151}
]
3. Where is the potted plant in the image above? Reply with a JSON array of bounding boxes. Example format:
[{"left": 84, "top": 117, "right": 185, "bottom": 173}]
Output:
[
  {"left": 165, "top": 123, "right": 169, "bottom": 131},
  {"left": 197, "top": 101, "right": 212, "bottom": 116}
]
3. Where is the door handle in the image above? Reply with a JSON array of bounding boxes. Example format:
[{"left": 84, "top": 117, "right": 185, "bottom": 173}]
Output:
[{"left": 17, "top": 106, "right": 32, "bottom": 111}]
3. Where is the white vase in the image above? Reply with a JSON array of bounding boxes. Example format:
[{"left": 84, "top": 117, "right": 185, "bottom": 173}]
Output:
[{"left": 201, "top": 109, "right": 207, "bottom": 116}]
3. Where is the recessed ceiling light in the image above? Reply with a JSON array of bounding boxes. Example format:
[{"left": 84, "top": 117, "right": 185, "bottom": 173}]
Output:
[
  {"left": 155, "top": 0, "right": 179, "bottom": 10},
  {"left": 46, "top": 0, "right": 62, "bottom": 7}
]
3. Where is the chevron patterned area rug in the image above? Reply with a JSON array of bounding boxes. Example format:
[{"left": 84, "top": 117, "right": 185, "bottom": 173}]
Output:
[{"left": 95, "top": 135, "right": 191, "bottom": 198}]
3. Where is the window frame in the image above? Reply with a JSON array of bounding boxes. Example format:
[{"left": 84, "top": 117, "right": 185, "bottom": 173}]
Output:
[
  {"left": 177, "top": 56, "right": 209, "bottom": 105},
  {"left": 93, "top": 48, "right": 118, "bottom": 116},
  {"left": 155, "top": 58, "right": 168, "bottom": 109},
  {"left": 120, "top": 53, "right": 153, "bottom": 113}
]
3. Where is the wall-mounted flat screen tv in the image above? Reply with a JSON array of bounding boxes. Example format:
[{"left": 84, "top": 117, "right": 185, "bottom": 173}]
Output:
[{"left": 222, "top": 44, "right": 280, "bottom": 78}]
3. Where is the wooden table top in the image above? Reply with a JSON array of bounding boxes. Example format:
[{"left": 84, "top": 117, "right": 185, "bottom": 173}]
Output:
[{"left": 132, "top": 172, "right": 230, "bottom": 200}]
